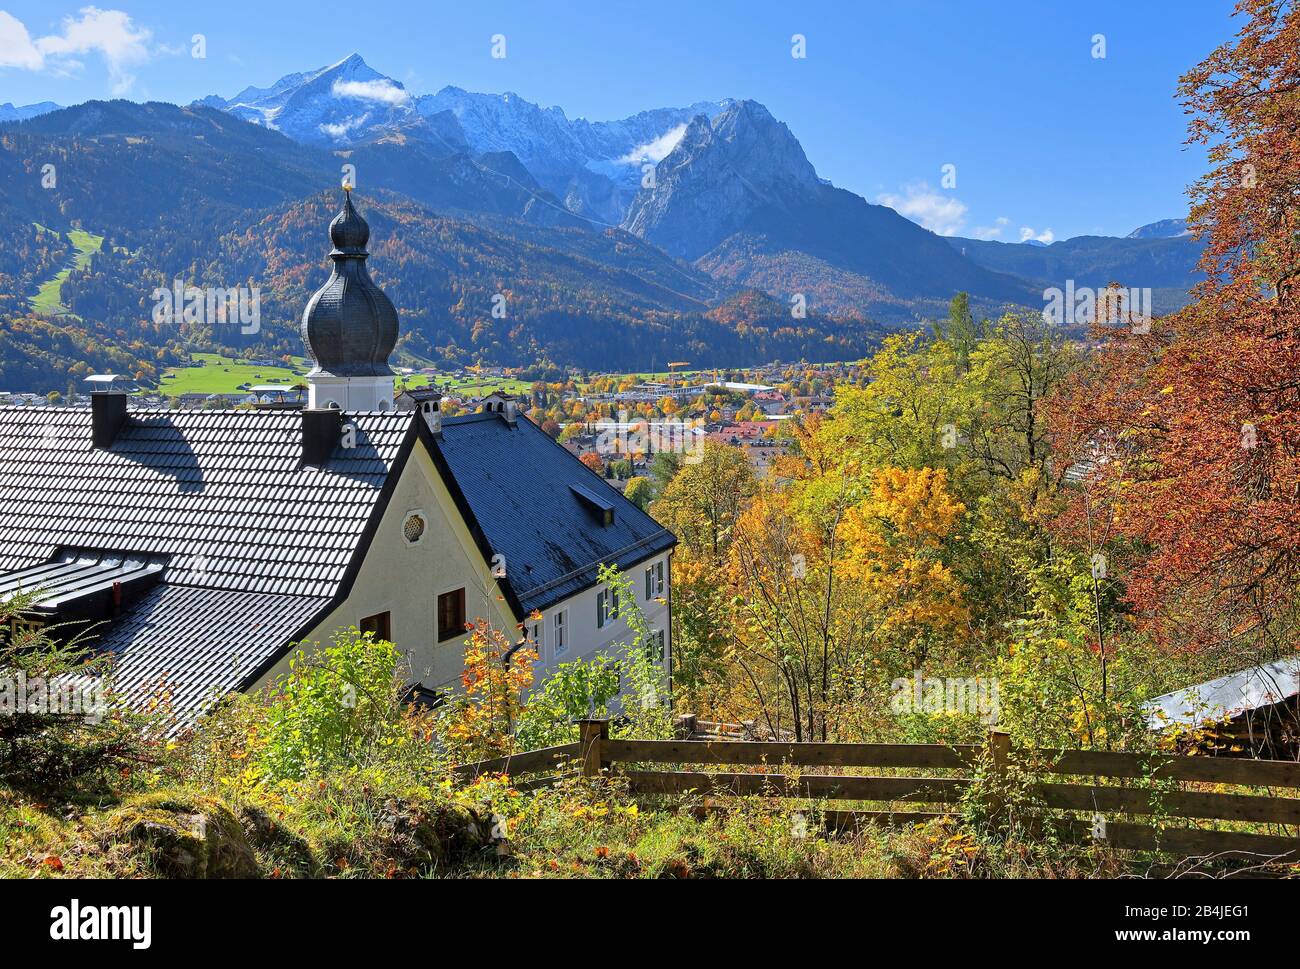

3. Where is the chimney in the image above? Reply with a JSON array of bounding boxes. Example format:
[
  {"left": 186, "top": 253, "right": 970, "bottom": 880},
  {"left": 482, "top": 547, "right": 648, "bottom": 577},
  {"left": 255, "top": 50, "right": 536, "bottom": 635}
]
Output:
[
  {"left": 91, "top": 391, "right": 128, "bottom": 449},
  {"left": 422, "top": 398, "right": 442, "bottom": 437},
  {"left": 408, "top": 387, "right": 441, "bottom": 437},
  {"left": 480, "top": 392, "right": 517, "bottom": 426},
  {"left": 301, "top": 407, "right": 342, "bottom": 466}
]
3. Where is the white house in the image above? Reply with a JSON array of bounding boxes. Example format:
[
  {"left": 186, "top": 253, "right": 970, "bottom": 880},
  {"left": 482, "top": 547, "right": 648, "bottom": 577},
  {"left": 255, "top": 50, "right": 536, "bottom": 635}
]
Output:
[{"left": 0, "top": 192, "right": 675, "bottom": 726}]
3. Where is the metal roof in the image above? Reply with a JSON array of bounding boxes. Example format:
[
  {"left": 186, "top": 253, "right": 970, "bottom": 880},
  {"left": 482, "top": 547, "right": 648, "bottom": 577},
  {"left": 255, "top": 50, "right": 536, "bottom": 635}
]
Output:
[
  {"left": 0, "top": 549, "right": 163, "bottom": 615},
  {"left": 1144, "top": 657, "right": 1300, "bottom": 730},
  {"left": 431, "top": 412, "right": 676, "bottom": 616},
  {"left": 302, "top": 194, "right": 398, "bottom": 379}
]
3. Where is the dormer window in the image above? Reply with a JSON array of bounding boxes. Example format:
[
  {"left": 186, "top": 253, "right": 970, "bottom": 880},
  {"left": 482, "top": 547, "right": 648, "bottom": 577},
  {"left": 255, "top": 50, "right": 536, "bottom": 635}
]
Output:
[{"left": 570, "top": 483, "right": 615, "bottom": 526}]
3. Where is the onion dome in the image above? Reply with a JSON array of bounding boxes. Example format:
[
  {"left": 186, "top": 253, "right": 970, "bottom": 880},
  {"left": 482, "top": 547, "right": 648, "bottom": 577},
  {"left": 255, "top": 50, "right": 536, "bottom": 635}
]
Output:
[{"left": 301, "top": 191, "right": 398, "bottom": 377}]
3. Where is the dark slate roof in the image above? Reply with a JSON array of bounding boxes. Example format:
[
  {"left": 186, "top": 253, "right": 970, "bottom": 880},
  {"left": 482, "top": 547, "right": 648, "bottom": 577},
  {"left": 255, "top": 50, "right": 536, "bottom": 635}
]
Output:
[
  {"left": 90, "top": 584, "right": 326, "bottom": 731},
  {"left": 432, "top": 412, "right": 676, "bottom": 616},
  {"left": 0, "top": 406, "right": 414, "bottom": 598}
]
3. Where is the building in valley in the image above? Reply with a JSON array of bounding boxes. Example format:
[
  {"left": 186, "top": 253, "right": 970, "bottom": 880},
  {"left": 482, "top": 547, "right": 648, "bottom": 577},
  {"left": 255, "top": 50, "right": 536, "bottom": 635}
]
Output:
[{"left": 0, "top": 192, "right": 675, "bottom": 727}]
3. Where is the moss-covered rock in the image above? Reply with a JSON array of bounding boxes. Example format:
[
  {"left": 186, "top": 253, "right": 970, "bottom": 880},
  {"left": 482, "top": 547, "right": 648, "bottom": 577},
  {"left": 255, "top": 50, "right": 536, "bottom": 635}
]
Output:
[
  {"left": 376, "top": 797, "right": 495, "bottom": 869},
  {"left": 100, "top": 792, "right": 259, "bottom": 879},
  {"left": 237, "top": 804, "right": 321, "bottom": 877}
]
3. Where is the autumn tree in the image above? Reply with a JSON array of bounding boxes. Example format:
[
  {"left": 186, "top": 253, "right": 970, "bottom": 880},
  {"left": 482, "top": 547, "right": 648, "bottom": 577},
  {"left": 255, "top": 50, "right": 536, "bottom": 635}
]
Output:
[
  {"left": 724, "top": 467, "right": 969, "bottom": 742},
  {"left": 1048, "top": 0, "right": 1300, "bottom": 656},
  {"left": 651, "top": 442, "right": 757, "bottom": 563}
]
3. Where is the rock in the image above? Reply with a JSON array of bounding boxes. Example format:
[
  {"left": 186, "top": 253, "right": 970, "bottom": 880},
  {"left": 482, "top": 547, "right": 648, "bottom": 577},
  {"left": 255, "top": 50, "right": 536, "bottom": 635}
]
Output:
[
  {"left": 377, "top": 797, "right": 494, "bottom": 869},
  {"left": 102, "top": 793, "right": 259, "bottom": 879},
  {"left": 237, "top": 805, "right": 320, "bottom": 877}
]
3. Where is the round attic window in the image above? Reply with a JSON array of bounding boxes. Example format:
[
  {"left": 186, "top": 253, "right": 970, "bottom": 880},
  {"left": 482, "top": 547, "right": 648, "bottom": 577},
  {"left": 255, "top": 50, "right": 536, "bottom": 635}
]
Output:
[{"left": 403, "top": 513, "right": 427, "bottom": 545}]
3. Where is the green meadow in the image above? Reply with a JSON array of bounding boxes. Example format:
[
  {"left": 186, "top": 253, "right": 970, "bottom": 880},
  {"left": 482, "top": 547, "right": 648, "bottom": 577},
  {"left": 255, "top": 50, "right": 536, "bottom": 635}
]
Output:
[
  {"left": 157, "top": 353, "right": 309, "bottom": 396},
  {"left": 28, "top": 229, "right": 104, "bottom": 318}
]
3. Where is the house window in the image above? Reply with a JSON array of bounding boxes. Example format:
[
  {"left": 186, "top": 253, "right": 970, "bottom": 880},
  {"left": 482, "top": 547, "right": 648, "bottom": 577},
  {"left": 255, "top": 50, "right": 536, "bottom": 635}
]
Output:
[
  {"left": 438, "top": 588, "right": 466, "bottom": 642},
  {"left": 648, "top": 628, "right": 666, "bottom": 662},
  {"left": 360, "top": 611, "right": 392, "bottom": 641},
  {"left": 553, "top": 610, "right": 568, "bottom": 656},
  {"left": 596, "top": 587, "right": 619, "bottom": 629},
  {"left": 528, "top": 618, "right": 544, "bottom": 660},
  {"left": 645, "top": 561, "right": 665, "bottom": 600}
]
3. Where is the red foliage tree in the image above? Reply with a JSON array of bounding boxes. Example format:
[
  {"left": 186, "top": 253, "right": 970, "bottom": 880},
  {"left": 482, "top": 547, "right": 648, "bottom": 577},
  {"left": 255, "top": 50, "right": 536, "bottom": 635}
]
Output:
[{"left": 1048, "top": 0, "right": 1300, "bottom": 652}]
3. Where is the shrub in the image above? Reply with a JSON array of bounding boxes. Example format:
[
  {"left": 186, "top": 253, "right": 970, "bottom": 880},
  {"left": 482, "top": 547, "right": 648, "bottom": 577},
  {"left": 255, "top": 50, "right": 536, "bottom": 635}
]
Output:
[
  {"left": 256, "top": 628, "right": 428, "bottom": 781},
  {"left": 0, "top": 593, "right": 149, "bottom": 797}
]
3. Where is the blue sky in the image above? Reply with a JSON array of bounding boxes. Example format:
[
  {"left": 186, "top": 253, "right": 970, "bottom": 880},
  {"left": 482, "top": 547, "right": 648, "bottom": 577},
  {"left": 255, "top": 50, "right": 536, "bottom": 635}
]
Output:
[{"left": 0, "top": 1, "right": 1235, "bottom": 239}]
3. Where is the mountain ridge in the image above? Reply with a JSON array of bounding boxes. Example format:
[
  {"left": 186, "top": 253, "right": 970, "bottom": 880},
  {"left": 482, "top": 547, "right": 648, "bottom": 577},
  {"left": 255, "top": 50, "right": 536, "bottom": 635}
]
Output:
[{"left": 0, "top": 61, "right": 1208, "bottom": 390}]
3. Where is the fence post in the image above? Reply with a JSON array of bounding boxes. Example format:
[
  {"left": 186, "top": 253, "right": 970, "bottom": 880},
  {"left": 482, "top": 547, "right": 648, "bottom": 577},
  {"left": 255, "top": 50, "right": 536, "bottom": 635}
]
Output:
[
  {"left": 987, "top": 729, "right": 1012, "bottom": 824},
  {"left": 578, "top": 718, "right": 609, "bottom": 779},
  {"left": 674, "top": 713, "right": 697, "bottom": 740}
]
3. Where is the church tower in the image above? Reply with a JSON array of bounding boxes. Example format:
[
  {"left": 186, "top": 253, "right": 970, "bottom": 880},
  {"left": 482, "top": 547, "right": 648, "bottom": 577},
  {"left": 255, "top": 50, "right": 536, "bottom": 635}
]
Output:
[{"left": 301, "top": 190, "right": 399, "bottom": 411}]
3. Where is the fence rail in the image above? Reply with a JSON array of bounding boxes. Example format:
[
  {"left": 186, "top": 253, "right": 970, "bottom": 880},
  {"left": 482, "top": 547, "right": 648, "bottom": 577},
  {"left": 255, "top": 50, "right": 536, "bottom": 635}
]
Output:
[
  {"left": 450, "top": 742, "right": 579, "bottom": 783},
  {"left": 451, "top": 718, "right": 1300, "bottom": 862}
]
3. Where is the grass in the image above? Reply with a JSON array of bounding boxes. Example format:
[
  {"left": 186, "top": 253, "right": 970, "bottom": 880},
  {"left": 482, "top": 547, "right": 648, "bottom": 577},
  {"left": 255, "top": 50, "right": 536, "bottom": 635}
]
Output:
[
  {"left": 400, "top": 374, "right": 533, "bottom": 396},
  {"left": 28, "top": 228, "right": 104, "bottom": 318},
  {"left": 157, "top": 352, "right": 309, "bottom": 397},
  {"left": 157, "top": 357, "right": 536, "bottom": 399}
]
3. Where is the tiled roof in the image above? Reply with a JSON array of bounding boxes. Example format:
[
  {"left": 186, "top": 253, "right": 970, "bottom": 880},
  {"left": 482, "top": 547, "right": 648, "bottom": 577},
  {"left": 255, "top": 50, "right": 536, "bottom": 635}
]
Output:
[
  {"left": 0, "top": 406, "right": 415, "bottom": 598},
  {"left": 92, "top": 584, "right": 326, "bottom": 730},
  {"left": 432, "top": 412, "right": 676, "bottom": 616}
]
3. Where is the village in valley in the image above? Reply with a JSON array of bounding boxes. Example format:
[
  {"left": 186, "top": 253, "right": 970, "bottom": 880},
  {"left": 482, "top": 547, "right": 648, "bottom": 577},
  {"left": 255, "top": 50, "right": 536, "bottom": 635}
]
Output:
[
  {"left": 1, "top": 356, "right": 845, "bottom": 487},
  {"left": 1, "top": 0, "right": 1299, "bottom": 925}
]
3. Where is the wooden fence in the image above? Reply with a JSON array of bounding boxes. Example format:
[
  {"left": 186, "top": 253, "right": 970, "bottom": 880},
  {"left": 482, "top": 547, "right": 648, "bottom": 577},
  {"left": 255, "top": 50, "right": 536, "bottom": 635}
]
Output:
[{"left": 452, "top": 718, "right": 1300, "bottom": 861}]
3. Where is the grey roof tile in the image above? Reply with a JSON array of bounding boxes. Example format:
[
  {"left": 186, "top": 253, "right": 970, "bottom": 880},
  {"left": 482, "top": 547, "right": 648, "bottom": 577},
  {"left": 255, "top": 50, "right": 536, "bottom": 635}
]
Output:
[
  {"left": 0, "top": 406, "right": 414, "bottom": 598},
  {"left": 91, "top": 584, "right": 326, "bottom": 731}
]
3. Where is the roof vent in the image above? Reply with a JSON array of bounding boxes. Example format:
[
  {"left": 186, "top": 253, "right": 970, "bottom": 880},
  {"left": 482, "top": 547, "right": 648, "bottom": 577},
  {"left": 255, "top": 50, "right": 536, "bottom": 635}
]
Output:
[
  {"left": 84, "top": 374, "right": 121, "bottom": 392},
  {"left": 90, "top": 390, "right": 128, "bottom": 450},
  {"left": 301, "top": 407, "right": 342, "bottom": 466}
]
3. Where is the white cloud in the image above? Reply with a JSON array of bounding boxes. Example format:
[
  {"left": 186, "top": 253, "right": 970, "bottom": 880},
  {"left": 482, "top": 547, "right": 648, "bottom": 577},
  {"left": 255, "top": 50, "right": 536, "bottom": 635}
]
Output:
[
  {"left": 320, "top": 115, "right": 367, "bottom": 140},
  {"left": 332, "top": 78, "right": 409, "bottom": 106},
  {"left": 617, "top": 123, "right": 688, "bottom": 165},
  {"left": 0, "top": 12, "right": 43, "bottom": 69},
  {"left": 1019, "top": 226, "right": 1055, "bottom": 244},
  {"left": 971, "top": 216, "right": 1010, "bottom": 241},
  {"left": 877, "top": 181, "right": 968, "bottom": 237},
  {"left": 0, "top": 7, "right": 153, "bottom": 94}
]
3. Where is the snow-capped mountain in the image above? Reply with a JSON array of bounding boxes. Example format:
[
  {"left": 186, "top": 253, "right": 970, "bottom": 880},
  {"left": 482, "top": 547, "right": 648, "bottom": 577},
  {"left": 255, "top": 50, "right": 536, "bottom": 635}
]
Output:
[
  {"left": 0, "top": 101, "right": 61, "bottom": 122},
  {"left": 623, "top": 100, "right": 822, "bottom": 257},
  {"left": 420, "top": 86, "right": 726, "bottom": 219},
  {"left": 197, "top": 55, "right": 725, "bottom": 223},
  {"left": 195, "top": 54, "right": 421, "bottom": 145}
]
